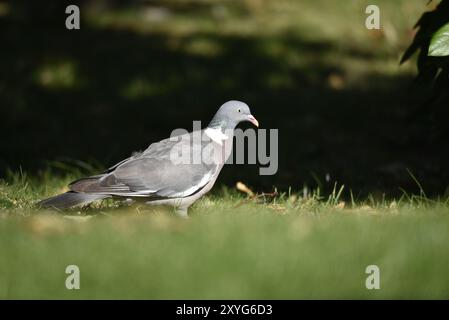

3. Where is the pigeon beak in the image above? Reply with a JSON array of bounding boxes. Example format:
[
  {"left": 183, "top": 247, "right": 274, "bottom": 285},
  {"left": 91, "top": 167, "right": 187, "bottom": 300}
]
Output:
[{"left": 247, "top": 114, "right": 259, "bottom": 127}]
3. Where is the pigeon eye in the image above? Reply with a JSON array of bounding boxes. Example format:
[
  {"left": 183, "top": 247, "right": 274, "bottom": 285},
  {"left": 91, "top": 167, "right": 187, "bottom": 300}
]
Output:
[{"left": 237, "top": 108, "right": 241, "bottom": 113}]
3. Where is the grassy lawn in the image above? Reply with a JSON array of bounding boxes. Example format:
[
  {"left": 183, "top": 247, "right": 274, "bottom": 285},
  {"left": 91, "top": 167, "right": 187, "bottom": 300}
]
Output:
[
  {"left": 1, "top": 0, "right": 449, "bottom": 299},
  {"left": 1, "top": 175, "right": 449, "bottom": 299}
]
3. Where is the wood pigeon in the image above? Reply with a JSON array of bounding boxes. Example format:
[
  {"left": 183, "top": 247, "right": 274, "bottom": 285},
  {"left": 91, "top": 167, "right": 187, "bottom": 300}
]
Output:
[{"left": 38, "top": 100, "right": 259, "bottom": 216}]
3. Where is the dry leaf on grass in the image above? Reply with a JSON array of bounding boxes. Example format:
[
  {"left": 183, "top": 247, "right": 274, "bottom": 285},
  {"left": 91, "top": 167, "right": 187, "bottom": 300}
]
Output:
[
  {"left": 236, "top": 181, "right": 255, "bottom": 197},
  {"left": 268, "top": 204, "right": 287, "bottom": 213},
  {"left": 335, "top": 201, "right": 345, "bottom": 209}
]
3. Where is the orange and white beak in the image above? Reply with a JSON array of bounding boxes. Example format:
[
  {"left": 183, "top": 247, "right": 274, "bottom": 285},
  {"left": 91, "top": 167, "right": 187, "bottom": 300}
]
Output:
[{"left": 247, "top": 114, "right": 259, "bottom": 127}]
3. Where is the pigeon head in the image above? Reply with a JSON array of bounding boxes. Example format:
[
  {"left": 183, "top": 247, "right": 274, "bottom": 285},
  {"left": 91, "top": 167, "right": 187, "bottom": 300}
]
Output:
[{"left": 208, "top": 100, "right": 259, "bottom": 130}]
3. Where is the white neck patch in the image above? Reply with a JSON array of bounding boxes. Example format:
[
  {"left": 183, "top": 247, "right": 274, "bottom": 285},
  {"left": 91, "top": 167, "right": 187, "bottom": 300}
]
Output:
[{"left": 205, "top": 127, "right": 229, "bottom": 146}]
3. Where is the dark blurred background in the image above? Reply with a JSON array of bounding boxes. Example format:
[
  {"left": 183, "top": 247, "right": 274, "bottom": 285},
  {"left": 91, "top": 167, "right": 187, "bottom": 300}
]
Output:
[{"left": 0, "top": 0, "right": 448, "bottom": 198}]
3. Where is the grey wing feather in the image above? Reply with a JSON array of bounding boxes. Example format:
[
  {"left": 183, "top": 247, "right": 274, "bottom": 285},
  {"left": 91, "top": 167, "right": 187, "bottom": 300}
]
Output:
[
  {"left": 38, "top": 192, "right": 109, "bottom": 209},
  {"left": 70, "top": 130, "right": 218, "bottom": 199}
]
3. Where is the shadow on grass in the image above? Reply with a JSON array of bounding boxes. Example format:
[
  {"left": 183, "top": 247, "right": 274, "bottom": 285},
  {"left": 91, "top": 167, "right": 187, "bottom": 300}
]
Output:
[{"left": 0, "top": 1, "right": 447, "bottom": 198}]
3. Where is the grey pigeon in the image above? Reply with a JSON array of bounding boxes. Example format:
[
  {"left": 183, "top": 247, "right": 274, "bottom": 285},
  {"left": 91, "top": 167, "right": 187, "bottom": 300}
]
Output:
[{"left": 38, "top": 100, "right": 259, "bottom": 216}]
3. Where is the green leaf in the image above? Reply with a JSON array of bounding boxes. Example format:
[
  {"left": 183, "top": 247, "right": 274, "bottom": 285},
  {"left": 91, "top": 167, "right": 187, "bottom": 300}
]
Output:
[{"left": 429, "top": 23, "right": 449, "bottom": 57}]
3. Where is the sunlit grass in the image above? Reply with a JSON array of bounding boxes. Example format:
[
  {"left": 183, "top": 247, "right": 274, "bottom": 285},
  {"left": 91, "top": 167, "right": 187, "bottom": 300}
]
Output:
[
  {"left": 1, "top": 0, "right": 448, "bottom": 299},
  {"left": 34, "top": 60, "right": 81, "bottom": 90},
  {"left": 85, "top": 0, "right": 421, "bottom": 96},
  {"left": 1, "top": 170, "right": 449, "bottom": 299}
]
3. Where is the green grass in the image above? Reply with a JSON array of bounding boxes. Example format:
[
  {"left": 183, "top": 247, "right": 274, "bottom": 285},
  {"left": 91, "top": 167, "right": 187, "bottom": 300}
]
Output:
[
  {"left": 1, "top": 173, "right": 449, "bottom": 299},
  {"left": 2, "top": 0, "right": 449, "bottom": 299}
]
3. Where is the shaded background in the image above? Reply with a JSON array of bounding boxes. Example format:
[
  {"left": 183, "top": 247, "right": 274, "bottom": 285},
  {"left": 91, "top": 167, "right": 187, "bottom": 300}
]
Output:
[{"left": 0, "top": 0, "right": 447, "bottom": 198}]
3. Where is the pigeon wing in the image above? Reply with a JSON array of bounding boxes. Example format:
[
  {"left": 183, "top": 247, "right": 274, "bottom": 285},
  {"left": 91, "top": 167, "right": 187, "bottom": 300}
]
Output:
[{"left": 71, "top": 131, "right": 219, "bottom": 199}]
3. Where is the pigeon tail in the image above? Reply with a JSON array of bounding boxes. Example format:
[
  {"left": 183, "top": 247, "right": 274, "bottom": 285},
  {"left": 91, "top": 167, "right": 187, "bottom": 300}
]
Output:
[{"left": 38, "top": 192, "right": 109, "bottom": 209}]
